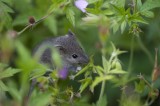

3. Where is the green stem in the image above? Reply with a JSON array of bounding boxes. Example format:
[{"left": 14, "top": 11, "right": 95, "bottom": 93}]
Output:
[
  {"left": 137, "top": 36, "right": 154, "bottom": 64},
  {"left": 17, "top": 12, "right": 53, "bottom": 36},
  {"left": 17, "top": 24, "right": 31, "bottom": 35},
  {"left": 98, "top": 44, "right": 107, "bottom": 101},
  {"left": 98, "top": 80, "right": 106, "bottom": 101},
  {"left": 128, "top": 36, "right": 134, "bottom": 73}
]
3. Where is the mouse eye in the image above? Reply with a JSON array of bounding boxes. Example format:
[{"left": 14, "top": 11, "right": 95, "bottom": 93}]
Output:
[{"left": 72, "top": 54, "right": 78, "bottom": 58}]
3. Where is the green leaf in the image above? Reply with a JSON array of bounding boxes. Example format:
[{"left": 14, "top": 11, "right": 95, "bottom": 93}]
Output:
[
  {"left": 94, "top": 66, "right": 104, "bottom": 76},
  {"left": 102, "top": 56, "right": 109, "bottom": 73},
  {"left": 47, "top": 4, "right": 57, "bottom": 13},
  {"left": 82, "top": 13, "right": 100, "bottom": 25},
  {"left": 116, "top": 0, "right": 125, "bottom": 7},
  {"left": 29, "top": 69, "right": 46, "bottom": 80},
  {"left": 0, "top": 81, "right": 8, "bottom": 91},
  {"left": 137, "top": 0, "right": 142, "bottom": 10},
  {"left": 90, "top": 75, "right": 114, "bottom": 91},
  {"left": 132, "top": 16, "right": 148, "bottom": 24},
  {"left": 140, "top": 0, "right": 160, "bottom": 12},
  {"left": 7, "top": 80, "right": 21, "bottom": 101},
  {"left": 111, "top": 21, "right": 120, "bottom": 33},
  {"left": 79, "top": 77, "right": 92, "bottom": 93},
  {"left": 75, "top": 63, "right": 91, "bottom": 77},
  {"left": 85, "top": 8, "right": 98, "bottom": 14},
  {"left": 0, "top": 68, "right": 21, "bottom": 80},
  {"left": 135, "top": 80, "right": 145, "bottom": 94},
  {"left": 29, "top": 91, "right": 52, "bottom": 106},
  {"left": 15, "top": 41, "right": 31, "bottom": 63},
  {"left": 66, "top": 8, "right": 75, "bottom": 26},
  {"left": 96, "top": 95, "right": 107, "bottom": 106},
  {"left": 141, "top": 11, "right": 154, "bottom": 18},
  {"left": 87, "top": 0, "right": 99, "bottom": 4},
  {"left": 0, "top": 1, "right": 14, "bottom": 13},
  {"left": 121, "top": 20, "right": 127, "bottom": 33},
  {"left": 102, "top": 9, "right": 114, "bottom": 16},
  {"left": 110, "top": 4, "right": 124, "bottom": 15},
  {"left": 0, "top": 1, "right": 13, "bottom": 30},
  {"left": 108, "top": 69, "right": 127, "bottom": 74}
]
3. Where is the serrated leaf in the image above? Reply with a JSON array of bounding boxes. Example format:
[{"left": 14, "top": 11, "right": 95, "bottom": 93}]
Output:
[
  {"left": 0, "top": 1, "right": 13, "bottom": 30},
  {"left": 0, "top": 1, "right": 14, "bottom": 13},
  {"left": 140, "top": 0, "right": 160, "bottom": 12},
  {"left": 137, "top": 0, "right": 142, "bottom": 10},
  {"left": 102, "top": 56, "right": 109, "bottom": 73},
  {"left": 66, "top": 8, "right": 75, "bottom": 26},
  {"left": 131, "top": 16, "right": 148, "bottom": 24},
  {"left": 121, "top": 20, "right": 127, "bottom": 33},
  {"left": 0, "top": 68, "right": 21, "bottom": 80},
  {"left": 135, "top": 80, "right": 145, "bottom": 94},
  {"left": 79, "top": 77, "right": 92, "bottom": 93},
  {"left": 0, "top": 81, "right": 8, "bottom": 91},
  {"left": 141, "top": 11, "right": 154, "bottom": 18},
  {"left": 90, "top": 75, "right": 114, "bottom": 91}
]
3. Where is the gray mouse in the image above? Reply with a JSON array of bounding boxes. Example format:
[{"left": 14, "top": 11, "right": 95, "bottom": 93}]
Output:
[
  {"left": 26, "top": 30, "right": 89, "bottom": 103},
  {"left": 32, "top": 30, "right": 89, "bottom": 72}
]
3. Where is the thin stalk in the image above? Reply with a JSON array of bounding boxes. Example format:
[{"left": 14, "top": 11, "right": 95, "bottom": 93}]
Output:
[
  {"left": 128, "top": 36, "right": 134, "bottom": 73},
  {"left": 137, "top": 36, "right": 154, "bottom": 64},
  {"left": 98, "top": 80, "right": 105, "bottom": 101},
  {"left": 17, "top": 12, "right": 53, "bottom": 36},
  {"left": 98, "top": 47, "right": 107, "bottom": 101}
]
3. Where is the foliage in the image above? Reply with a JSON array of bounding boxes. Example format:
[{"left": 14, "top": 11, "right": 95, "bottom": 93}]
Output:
[{"left": 0, "top": 0, "right": 160, "bottom": 106}]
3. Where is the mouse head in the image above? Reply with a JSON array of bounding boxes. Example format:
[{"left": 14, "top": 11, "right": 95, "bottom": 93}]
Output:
[{"left": 53, "top": 30, "right": 89, "bottom": 68}]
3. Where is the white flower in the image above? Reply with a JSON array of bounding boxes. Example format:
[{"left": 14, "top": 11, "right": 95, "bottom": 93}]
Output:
[{"left": 75, "top": 0, "right": 88, "bottom": 13}]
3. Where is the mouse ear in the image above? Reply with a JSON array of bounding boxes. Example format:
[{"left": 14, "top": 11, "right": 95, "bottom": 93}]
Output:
[
  {"left": 54, "top": 45, "right": 66, "bottom": 54},
  {"left": 68, "top": 29, "right": 75, "bottom": 36},
  {"left": 67, "top": 29, "right": 76, "bottom": 39}
]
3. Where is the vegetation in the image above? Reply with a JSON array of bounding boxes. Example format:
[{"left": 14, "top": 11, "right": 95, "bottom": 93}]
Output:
[{"left": 0, "top": 0, "right": 160, "bottom": 106}]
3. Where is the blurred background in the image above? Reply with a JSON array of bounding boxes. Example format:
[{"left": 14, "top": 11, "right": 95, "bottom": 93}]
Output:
[{"left": 0, "top": 0, "right": 160, "bottom": 106}]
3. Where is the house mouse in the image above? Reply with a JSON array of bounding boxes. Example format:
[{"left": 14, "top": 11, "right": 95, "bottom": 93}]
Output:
[
  {"left": 32, "top": 30, "right": 89, "bottom": 72},
  {"left": 26, "top": 30, "right": 89, "bottom": 103}
]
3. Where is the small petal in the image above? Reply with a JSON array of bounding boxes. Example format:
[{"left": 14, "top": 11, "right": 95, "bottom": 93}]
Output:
[
  {"left": 58, "top": 67, "right": 68, "bottom": 79},
  {"left": 75, "top": 0, "right": 88, "bottom": 13}
]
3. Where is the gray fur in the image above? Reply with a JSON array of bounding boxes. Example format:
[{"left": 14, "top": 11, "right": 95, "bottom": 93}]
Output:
[{"left": 32, "top": 30, "right": 89, "bottom": 71}]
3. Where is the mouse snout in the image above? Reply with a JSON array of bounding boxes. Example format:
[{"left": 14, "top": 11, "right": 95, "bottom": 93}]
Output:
[
  {"left": 84, "top": 55, "right": 89, "bottom": 64},
  {"left": 80, "top": 54, "right": 89, "bottom": 65}
]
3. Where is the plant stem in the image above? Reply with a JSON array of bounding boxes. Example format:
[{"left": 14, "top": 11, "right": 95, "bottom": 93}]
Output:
[
  {"left": 137, "top": 36, "right": 154, "bottom": 64},
  {"left": 128, "top": 35, "right": 134, "bottom": 73},
  {"left": 98, "top": 80, "right": 105, "bottom": 101},
  {"left": 17, "top": 12, "right": 53, "bottom": 36}
]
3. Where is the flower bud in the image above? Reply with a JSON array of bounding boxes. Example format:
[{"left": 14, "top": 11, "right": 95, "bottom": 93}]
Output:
[{"left": 29, "top": 16, "right": 35, "bottom": 24}]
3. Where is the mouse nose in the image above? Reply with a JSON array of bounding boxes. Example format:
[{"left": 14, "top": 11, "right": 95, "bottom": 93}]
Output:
[
  {"left": 83, "top": 54, "right": 89, "bottom": 64},
  {"left": 78, "top": 54, "right": 89, "bottom": 65}
]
